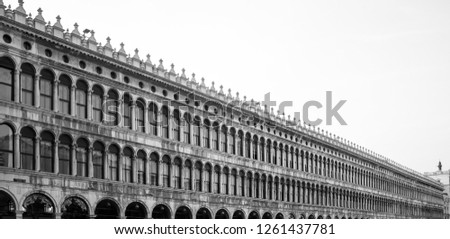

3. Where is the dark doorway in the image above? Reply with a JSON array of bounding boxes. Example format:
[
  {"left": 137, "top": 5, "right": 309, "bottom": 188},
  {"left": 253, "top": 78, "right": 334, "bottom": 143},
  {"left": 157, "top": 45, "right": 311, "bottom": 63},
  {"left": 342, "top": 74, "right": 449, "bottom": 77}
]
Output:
[
  {"left": 0, "top": 191, "right": 16, "bottom": 219},
  {"left": 262, "top": 212, "right": 272, "bottom": 219},
  {"left": 152, "top": 204, "right": 171, "bottom": 219},
  {"left": 61, "top": 197, "right": 89, "bottom": 219},
  {"left": 95, "top": 199, "right": 120, "bottom": 219},
  {"left": 232, "top": 210, "right": 245, "bottom": 219},
  {"left": 175, "top": 206, "right": 192, "bottom": 219},
  {"left": 196, "top": 207, "right": 211, "bottom": 219},
  {"left": 125, "top": 202, "right": 147, "bottom": 219},
  {"left": 215, "top": 209, "right": 229, "bottom": 219},
  {"left": 22, "top": 194, "right": 55, "bottom": 219}
]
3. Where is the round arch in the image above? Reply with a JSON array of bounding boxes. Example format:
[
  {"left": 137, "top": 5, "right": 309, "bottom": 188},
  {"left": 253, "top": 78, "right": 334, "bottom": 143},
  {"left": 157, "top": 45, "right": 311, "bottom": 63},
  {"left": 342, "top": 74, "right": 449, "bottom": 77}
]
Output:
[
  {"left": 61, "top": 196, "right": 90, "bottom": 219},
  {"left": 125, "top": 202, "right": 148, "bottom": 219},
  {"left": 22, "top": 193, "right": 56, "bottom": 219},
  {"left": 248, "top": 210, "right": 260, "bottom": 219},
  {"left": 232, "top": 210, "right": 245, "bottom": 219},
  {"left": 215, "top": 209, "right": 230, "bottom": 219},
  {"left": 152, "top": 204, "right": 171, "bottom": 219},
  {"left": 275, "top": 213, "right": 284, "bottom": 219},
  {"left": 262, "top": 212, "right": 273, "bottom": 219},
  {"left": 94, "top": 198, "right": 120, "bottom": 219},
  {"left": 175, "top": 206, "right": 192, "bottom": 219},
  {"left": 196, "top": 207, "right": 212, "bottom": 219},
  {"left": 0, "top": 189, "right": 17, "bottom": 219}
]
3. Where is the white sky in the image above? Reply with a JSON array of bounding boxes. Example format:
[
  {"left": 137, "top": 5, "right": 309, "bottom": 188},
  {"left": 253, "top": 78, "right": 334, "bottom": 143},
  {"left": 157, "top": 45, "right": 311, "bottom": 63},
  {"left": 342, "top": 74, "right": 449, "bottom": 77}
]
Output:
[{"left": 10, "top": 0, "right": 450, "bottom": 173}]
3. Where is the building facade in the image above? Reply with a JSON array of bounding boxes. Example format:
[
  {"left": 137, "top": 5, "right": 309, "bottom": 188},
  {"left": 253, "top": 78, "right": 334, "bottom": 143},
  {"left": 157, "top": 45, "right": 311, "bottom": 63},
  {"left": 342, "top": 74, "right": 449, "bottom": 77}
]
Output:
[
  {"left": 0, "top": 1, "right": 445, "bottom": 219},
  {"left": 425, "top": 165, "right": 450, "bottom": 219}
]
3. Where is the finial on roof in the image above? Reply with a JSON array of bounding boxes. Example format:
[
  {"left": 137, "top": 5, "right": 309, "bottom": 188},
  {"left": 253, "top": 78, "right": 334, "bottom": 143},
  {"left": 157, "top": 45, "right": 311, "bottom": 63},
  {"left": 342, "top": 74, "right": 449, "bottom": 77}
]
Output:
[
  {"left": 227, "top": 88, "right": 232, "bottom": 98},
  {"left": 104, "top": 37, "right": 112, "bottom": 48},
  {"left": 15, "top": 0, "right": 26, "bottom": 14},
  {"left": 34, "top": 7, "right": 44, "bottom": 22},
  {"left": 145, "top": 54, "right": 152, "bottom": 65},
  {"left": 219, "top": 85, "right": 224, "bottom": 94},
  {"left": 200, "top": 77, "right": 206, "bottom": 87},
  {"left": 53, "top": 15, "right": 63, "bottom": 29},
  {"left": 169, "top": 63, "right": 175, "bottom": 73},
  {"left": 71, "top": 23, "right": 80, "bottom": 35},
  {"left": 157, "top": 59, "right": 164, "bottom": 70},
  {"left": 438, "top": 161, "right": 442, "bottom": 171},
  {"left": 236, "top": 92, "right": 240, "bottom": 101},
  {"left": 133, "top": 48, "right": 140, "bottom": 59},
  {"left": 119, "top": 42, "right": 126, "bottom": 54},
  {"left": 181, "top": 68, "right": 186, "bottom": 78},
  {"left": 243, "top": 96, "right": 247, "bottom": 102},
  {"left": 88, "top": 30, "right": 96, "bottom": 42}
]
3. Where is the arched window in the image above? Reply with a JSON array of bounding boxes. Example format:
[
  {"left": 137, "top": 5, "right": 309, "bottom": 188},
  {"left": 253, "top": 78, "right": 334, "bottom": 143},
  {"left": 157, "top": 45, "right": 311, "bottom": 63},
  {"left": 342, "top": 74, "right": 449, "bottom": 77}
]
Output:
[
  {"left": 245, "top": 133, "right": 251, "bottom": 158},
  {"left": 149, "top": 102, "right": 158, "bottom": 136},
  {"left": 59, "top": 75, "right": 71, "bottom": 114},
  {"left": 172, "top": 110, "right": 181, "bottom": 141},
  {"left": 247, "top": 173, "right": 253, "bottom": 197},
  {"left": 193, "top": 117, "right": 201, "bottom": 146},
  {"left": 204, "top": 164, "right": 212, "bottom": 193},
  {"left": 75, "top": 80, "right": 88, "bottom": 119},
  {"left": 268, "top": 176, "right": 273, "bottom": 200},
  {"left": 123, "top": 94, "right": 132, "bottom": 129},
  {"left": 136, "top": 100, "right": 145, "bottom": 133},
  {"left": 183, "top": 113, "right": 191, "bottom": 144},
  {"left": 173, "top": 157, "right": 181, "bottom": 189},
  {"left": 230, "top": 169, "right": 237, "bottom": 196},
  {"left": 0, "top": 124, "right": 14, "bottom": 167},
  {"left": 40, "top": 131, "right": 54, "bottom": 173},
  {"left": 266, "top": 140, "right": 271, "bottom": 164},
  {"left": 255, "top": 174, "right": 260, "bottom": 198},
  {"left": 162, "top": 155, "right": 170, "bottom": 187},
  {"left": 194, "top": 162, "right": 202, "bottom": 191},
  {"left": 259, "top": 138, "right": 265, "bottom": 162},
  {"left": 0, "top": 57, "right": 15, "bottom": 101},
  {"left": 76, "top": 138, "right": 88, "bottom": 177},
  {"left": 161, "top": 106, "right": 169, "bottom": 139},
  {"left": 20, "top": 63, "right": 34, "bottom": 105},
  {"left": 136, "top": 150, "right": 146, "bottom": 184},
  {"left": 214, "top": 166, "right": 220, "bottom": 194},
  {"left": 273, "top": 142, "right": 278, "bottom": 165},
  {"left": 222, "top": 167, "right": 229, "bottom": 194},
  {"left": 184, "top": 160, "right": 192, "bottom": 190},
  {"left": 262, "top": 175, "right": 267, "bottom": 199},
  {"left": 237, "top": 131, "right": 243, "bottom": 156},
  {"left": 58, "top": 134, "right": 72, "bottom": 175},
  {"left": 202, "top": 119, "right": 210, "bottom": 148},
  {"left": 229, "top": 128, "right": 236, "bottom": 155},
  {"left": 252, "top": 135, "right": 258, "bottom": 160},
  {"left": 220, "top": 126, "right": 227, "bottom": 152},
  {"left": 108, "top": 145, "right": 119, "bottom": 181},
  {"left": 92, "top": 85, "right": 103, "bottom": 123},
  {"left": 279, "top": 143, "right": 283, "bottom": 167},
  {"left": 212, "top": 122, "right": 219, "bottom": 150},
  {"left": 239, "top": 171, "right": 245, "bottom": 196},
  {"left": 106, "top": 90, "right": 119, "bottom": 126},
  {"left": 40, "top": 69, "right": 54, "bottom": 110},
  {"left": 123, "top": 147, "right": 133, "bottom": 183},
  {"left": 92, "top": 141, "right": 104, "bottom": 179},
  {"left": 150, "top": 152, "right": 159, "bottom": 186},
  {"left": 274, "top": 177, "right": 279, "bottom": 201}
]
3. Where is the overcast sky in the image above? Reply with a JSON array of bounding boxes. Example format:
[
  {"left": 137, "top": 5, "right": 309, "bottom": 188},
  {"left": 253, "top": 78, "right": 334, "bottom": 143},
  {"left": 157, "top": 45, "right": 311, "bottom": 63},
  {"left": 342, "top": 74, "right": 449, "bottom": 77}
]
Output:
[{"left": 11, "top": 0, "right": 450, "bottom": 174}]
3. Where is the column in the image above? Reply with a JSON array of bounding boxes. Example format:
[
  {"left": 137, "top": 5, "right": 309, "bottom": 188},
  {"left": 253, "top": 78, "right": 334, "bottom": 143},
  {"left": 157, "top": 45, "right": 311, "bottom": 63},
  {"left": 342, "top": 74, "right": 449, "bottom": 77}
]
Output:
[
  {"left": 190, "top": 167, "right": 195, "bottom": 190},
  {"left": 102, "top": 93, "right": 108, "bottom": 124},
  {"left": 71, "top": 84, "right": 76, "bottom": 116},
  {"left": 14, "top": 69, "right": 20, "bottom": 103},
  {"left": 144, "top": 105, "right": 149, "bottom": 134},
  {"left": 241, "top": 174, "right": 246, "bottom": 197},
  {"left": 130, "top": 101, "right": 136, "bottom": 131},
  {"left": 13, "top": 133, "right": 20, "bottom": 168},
  {"left": 179, "top": 160, "right": 184, "bottom": 190},
  {"left": 168, "top": 109, "right": 173, "bottom": 140},
  {"left": 34, "top": 74, "right": 40, "bottom": 108},
  {"left": 131, "top": 155, "right": 136, "bottom": 183},
  {"left": 157, "top": 160, "right": 163, "bottom": 186},
  {"left": 53, "top": 79, "right": 59, "bottom": 113},
  {"left": 118, "top": 99, "right": 124, "bottom": 127},
  {"left": 118, "top": 153, "right": 123, "bottom": 182},
  {"left": 87, "top": 89, "right": 92, "bottom": 120},
  {"left": 158, "top": 110, "right": 163, "bottom": 137},
  {"left": 35, "top": 137, "right": 40, "bottom": 171},
  {"left": 169, "top": 162, "right": 174, "bottom": 188},
  {"left": 71, "top": 143, "right": 77, "bottom": 176},
  {"left": 145, "top": 157, "right": 150, "bottom": 185},
  {"left": 103, "top": 149, "right": 109, "bottom": 180},
  {"left": 87, "top": 147, "right": 93, "bottom": 178},
  {"left": 227, "top": 173, "right": 231, "bottom": 195},
  {"left": 53, "top": 140, "right": 59, "bottom": 174}
]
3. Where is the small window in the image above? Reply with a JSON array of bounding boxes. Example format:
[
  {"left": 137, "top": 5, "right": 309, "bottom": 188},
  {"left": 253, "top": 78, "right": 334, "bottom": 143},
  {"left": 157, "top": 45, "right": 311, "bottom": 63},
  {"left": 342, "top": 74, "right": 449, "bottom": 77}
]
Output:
[
  {"left": 96, "top": 66, "right": 102, "bottom": 74},
  {"left": 139, "top": 82, "right": 144, "bottom": 88},
  {"left": 194, "top": 101, "right": 199, "bottom": 107},
  {"left": 110, "top": 72, "right": 117, "bottom": 79},
  {"left": 62, "top": 55, "right": 69, "bottom": 63},
  {"left": 174, "top": 94, "right": 179, "bottom": 100},
  {"left": 185, "top": 98, "right": 190, "bottom": 104},
  {"left": 45, "top": 49, "right": 52, "bottom": 57},
  {"left": 23, "top": 41, "right": 32, "bottom": 50},
  {"left": 124, "top": 76, "right": 130, "bottom": 83},
  {"left": 151, "top": 86, "right": 156, "bottom": 93},
  {"left": 162, "top": 90, "right": 168, "bottom": 97},
  {"left": 3, "top": 34, "right": 12, "bottom": 44},
  {"left": 204, "top": 105, "right": 209, "bottom": 111},
  {"left": 79, "top": 61, "right": 86, "bottom": 69}
]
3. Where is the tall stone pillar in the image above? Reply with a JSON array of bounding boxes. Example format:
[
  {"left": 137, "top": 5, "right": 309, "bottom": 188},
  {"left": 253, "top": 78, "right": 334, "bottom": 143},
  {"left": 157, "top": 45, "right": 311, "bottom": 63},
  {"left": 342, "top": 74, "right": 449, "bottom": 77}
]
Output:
[
  {"left": 34, "top": 74, "right": 41, "bottom": 108},
  {"left": 14, "top": 69, "right": 20, "bottom": 103},
  {"left": 71, "top": 84, "right": 76, "bottom": 116},
  {"left": 53, "top": 140, "right": 59, "bottom": 174},
  {"left": 53, "top": 79, "right": 59, "bottom": 113},
  {"left": 87, "top": 89, "right": 92, "bottom": 120},
  {"left": 34, "top": 137, "right": 41, "bottom": 171},
  {"left": 71, "top": 143, "right": 77, "bottom": 176},
  {"left": 130, "top": 101, "right": 136, "bottom": 131},
  {"left": 14, "top": 133, "right": 20, "bottom": 169},
  {"left": 87, "top": 147, "right": 93, "bottom": 178}
]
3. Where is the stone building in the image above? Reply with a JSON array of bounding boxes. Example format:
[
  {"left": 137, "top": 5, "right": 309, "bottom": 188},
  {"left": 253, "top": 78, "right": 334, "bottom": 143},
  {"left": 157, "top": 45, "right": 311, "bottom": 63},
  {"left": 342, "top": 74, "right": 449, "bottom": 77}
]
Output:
[
  {"left": 424, "top": 162, "right": 450, "bottom": 219},
  {"left": 0, "top": 1, "right": 445, "bottom": 219}
]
